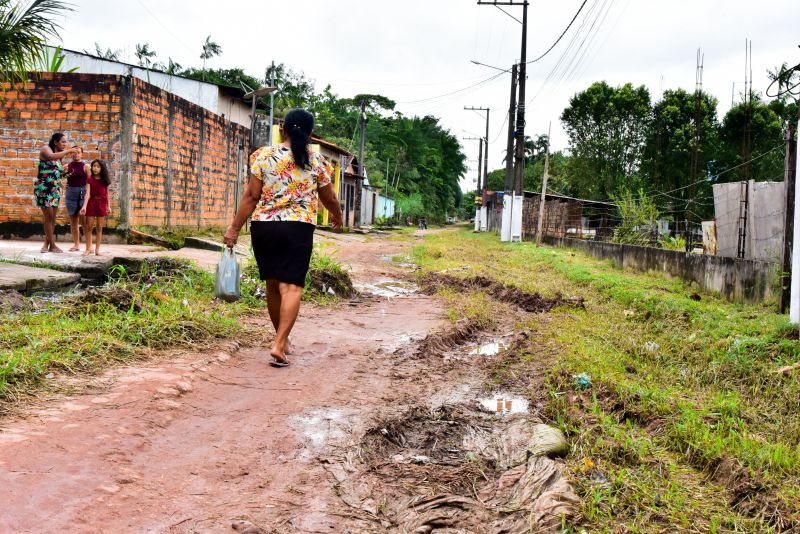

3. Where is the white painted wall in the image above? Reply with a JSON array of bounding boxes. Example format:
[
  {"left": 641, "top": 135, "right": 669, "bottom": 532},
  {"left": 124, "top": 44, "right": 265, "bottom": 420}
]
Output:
[{"left": 51, "top": 48, "right": 251, "bottom": 128}]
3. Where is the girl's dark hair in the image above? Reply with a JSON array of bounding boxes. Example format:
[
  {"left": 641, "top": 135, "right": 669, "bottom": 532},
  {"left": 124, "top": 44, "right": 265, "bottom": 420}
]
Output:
[
  {"left": 283, "top": 108, "right": 314, "bottom": 169},
  {"left": 91, "top": 159, "right": 111, "bottom": 187},
  {"left": 48, "top": 132, "right": 65, "bottom": 152}
]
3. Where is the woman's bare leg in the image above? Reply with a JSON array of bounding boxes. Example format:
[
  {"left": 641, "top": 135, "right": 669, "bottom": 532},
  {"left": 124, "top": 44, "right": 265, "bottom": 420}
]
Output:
[
  {"left": 270, "top": 282, "right": 303, "bottom": 362},
  {"left": 46, "top": 207, "right": 62, "bottom": 253},
  {"left": 40, "top": 208, "right": 52, "bottom": 252},
  {"left": 69, "top": 213, "right": 81, "bottom": 251}
]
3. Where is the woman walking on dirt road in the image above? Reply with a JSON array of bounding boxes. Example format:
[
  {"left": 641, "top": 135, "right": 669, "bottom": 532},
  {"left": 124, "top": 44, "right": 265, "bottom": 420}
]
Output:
[{"left": 224, "top": 108, "right": 343, "bottom": 367}]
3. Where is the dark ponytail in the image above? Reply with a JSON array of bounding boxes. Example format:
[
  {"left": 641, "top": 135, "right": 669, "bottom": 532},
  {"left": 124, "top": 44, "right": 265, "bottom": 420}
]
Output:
[
  {"left": 283, "top": 108, "right": 314, "bottom": 169},
  {"left": 48, "top": 132, "right": 65, "bottom": 152}
]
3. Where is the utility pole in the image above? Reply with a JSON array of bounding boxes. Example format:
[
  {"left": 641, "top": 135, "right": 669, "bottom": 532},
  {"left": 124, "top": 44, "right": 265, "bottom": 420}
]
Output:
[
  {"left": 782, "top": 120, "right": 797, "bottom": 314},
  {"left": 514, "top": 2, "right": 528, "bottom": 196},
  {"left": 478, "top": 0, "right": 527, "bottom": 241},
  {"left": 358, "top": 100, "right": 367, "bottom": 178},
  {"left": 268, "top": 60, "right": 275, "bottom": 145},
  {"left": 505, "top": 63, "right": 518, "bottom": 193},
  {"left": 535, "top": 122, "right": 551, "bottom": 245},
  {"left": 356, "top": 100, "right": 367, "bottom": 227},
  {"left": 464, "top": 105, "right": 490, "bottom": 193},
  {"left": 687, "top": 48, "right": 704, "bottom": 251},
  {"left": 464, "top": 136, "right": 484, "bottom": 231},
  {"left": 477, "top": 1, "right": 527, "bottom": 194},
  {"left": 791, "top": 114, "right": 800, "bottom": 323}
]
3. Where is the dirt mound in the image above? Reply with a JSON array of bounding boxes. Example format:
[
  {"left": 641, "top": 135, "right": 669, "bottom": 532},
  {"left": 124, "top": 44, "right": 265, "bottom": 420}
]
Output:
[
  {"left": 421, "top": 273, "right": 584, "bottom": 312},
  {"left": 0, "top": 290, "right": 28, "bottom": 313},
  {"left": 123, "top": 258, "right": 191, "bottom": 284},
  {"left": 68, "top": 287, "right": 141, "bottom": 312},
  {"left": 307, "top": 267, "right": 356, "bottom": 298},
  {"left": 327, "top": 404, "right": 579, "bottom": 532},
  {"left": 414, "top": 317, "right": 484, "bottom": 357}
]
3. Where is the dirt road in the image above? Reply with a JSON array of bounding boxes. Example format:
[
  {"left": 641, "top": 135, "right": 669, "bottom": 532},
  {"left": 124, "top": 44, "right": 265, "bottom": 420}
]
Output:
[{"left": 0, "top": 231, "right": 577, "bottom": 533}]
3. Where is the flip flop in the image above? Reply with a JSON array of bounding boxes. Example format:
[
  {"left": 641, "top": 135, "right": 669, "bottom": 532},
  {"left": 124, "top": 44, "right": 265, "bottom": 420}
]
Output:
[{"left": 269, "top": 358, "right": 290, "bottom": 368}]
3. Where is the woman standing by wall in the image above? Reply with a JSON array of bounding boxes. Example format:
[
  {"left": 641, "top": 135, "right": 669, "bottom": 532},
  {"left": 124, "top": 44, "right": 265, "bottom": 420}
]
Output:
[
  {"left": 36, "top": 133, "right": 78, "bottom": 253},
  {"left": 223, "top": 109, "right": 343, "bottom": 367}
]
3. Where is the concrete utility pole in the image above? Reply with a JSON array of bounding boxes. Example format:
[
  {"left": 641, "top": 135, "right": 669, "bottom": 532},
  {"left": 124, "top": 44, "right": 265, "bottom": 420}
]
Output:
[
  {"left": 464, "top": 105, "right": 490, "bottom": 194},
  {"left": 268, "top": 60, "right": 275, "bottom": 145},
  {"left": 358, "top": 100, "right": 367, "bottom": 178},
  {"left": 791, "top": 124, "right": 800, "bottom": 323},
  {"left": 535, "top": 122, "right": 551, "bottom": 245},
  {"left": 476, "top": 1, "right": 527, "bottom": 194},
  {"left": 464, "top": 136, "right": 484, "bottom": 231},
  {"left": 505, "top": 63, "right": 518, "bottom": 193},
  {"left": 781, "top": 121, "right": 797, "bottom": 314}
]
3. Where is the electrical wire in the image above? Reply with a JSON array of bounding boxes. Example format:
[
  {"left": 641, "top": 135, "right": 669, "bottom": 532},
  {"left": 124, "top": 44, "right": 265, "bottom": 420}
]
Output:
[
  {"left": 526, "top": 0, "right": 590, "bottom": 64},
  {"left": 396, "top": 71, "right": 507, "bottom": 105}
]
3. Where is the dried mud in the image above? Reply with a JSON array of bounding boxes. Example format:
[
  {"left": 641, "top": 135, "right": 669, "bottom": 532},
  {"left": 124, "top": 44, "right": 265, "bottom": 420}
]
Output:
[{"left": 421, "top": 273, "right": 585, "bottom": 313}]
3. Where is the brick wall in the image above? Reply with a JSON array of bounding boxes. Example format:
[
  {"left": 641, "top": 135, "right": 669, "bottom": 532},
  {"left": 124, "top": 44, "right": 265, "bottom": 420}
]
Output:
[
  {"left": 0, "top": 72, "right": 250, "bottom": 233},
  {"left": 129, "top": 78, "right": 249, "bottom": 228},
  {"left": 0, "top": 73, "right": 124, "bottom": 227}
]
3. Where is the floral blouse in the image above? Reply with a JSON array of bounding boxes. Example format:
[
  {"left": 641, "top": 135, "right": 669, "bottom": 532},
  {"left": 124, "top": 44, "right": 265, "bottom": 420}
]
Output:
[{"left": 250, "top": 145, "right": 333, "bottom": 224}]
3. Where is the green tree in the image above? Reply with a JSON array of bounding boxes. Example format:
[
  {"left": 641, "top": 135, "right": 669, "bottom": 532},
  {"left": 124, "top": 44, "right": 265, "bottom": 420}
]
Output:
[
  {"left": 641, "top": 88, "right": 720, "bottom": 220},
  {"left": 134, "top": 42, "right": 156, "bottom": 68},
  {"left": 199, "top": 35, "right": 221, "bottom": 80},
  {"left": 718, "top": 94, "right": 785, "bottom": 183},
  {"left": 91, "top": 42, "right": 120, "bottom": 61},
  {"left": 0, "top": 0, "right": 71, "bottom": 86},
  {"left": 561, "top": 81, "right": 652, "bottom": 200}
]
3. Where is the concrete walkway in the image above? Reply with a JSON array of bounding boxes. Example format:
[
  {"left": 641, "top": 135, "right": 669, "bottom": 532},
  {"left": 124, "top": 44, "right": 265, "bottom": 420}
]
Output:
[
  {"left": 0, "top": 263, "right": 80, "bottom": 292},
  {"left": 0, "top": 240, "right": 246, "bottom": 291}
]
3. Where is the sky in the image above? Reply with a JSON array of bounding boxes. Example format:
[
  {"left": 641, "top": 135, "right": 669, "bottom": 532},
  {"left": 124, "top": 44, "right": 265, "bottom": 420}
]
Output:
[{"left": 54, "top": 0, "right": 800, "bottom": 191}]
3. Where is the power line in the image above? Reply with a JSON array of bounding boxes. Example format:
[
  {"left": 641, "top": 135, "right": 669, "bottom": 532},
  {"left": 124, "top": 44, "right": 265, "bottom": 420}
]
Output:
[
  {"left": 396, "top": 71, "right": 506, "bottom": 105},
  {"left": 526, "top": 0, "right": 590, "bottom": 64},
  {"left": 133, "top": 0, "right": 195, "bottom": 55}
]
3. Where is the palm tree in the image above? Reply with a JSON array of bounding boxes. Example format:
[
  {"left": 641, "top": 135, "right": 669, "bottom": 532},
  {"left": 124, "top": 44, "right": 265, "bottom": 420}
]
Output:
[
  {"left": 0, "top": 0, "right": 72, "bottom": 87},
  {"left": 134, "top": 42, "right": 156, "bottom": 68},
  {"left": 199, "top": 35, "right": 221, "bottom": 80}
]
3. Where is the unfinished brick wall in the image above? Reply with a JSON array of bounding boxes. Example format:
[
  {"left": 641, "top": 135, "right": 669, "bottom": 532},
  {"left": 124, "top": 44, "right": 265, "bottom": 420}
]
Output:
[
  {"left": 0, "top": 73, "right": 124, "bottom": 228},
  {"left": 129, "top": 78, "right": 249, "bottom": 228}
]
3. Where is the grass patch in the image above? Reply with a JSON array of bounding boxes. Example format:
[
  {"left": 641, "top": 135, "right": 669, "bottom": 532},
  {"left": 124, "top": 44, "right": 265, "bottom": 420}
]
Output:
[
  {"left": 0, "top": 257, "right": 264, "bottom": 407},
  {"left": 412, "top": 228, "right": 800, "bottom": 532}
]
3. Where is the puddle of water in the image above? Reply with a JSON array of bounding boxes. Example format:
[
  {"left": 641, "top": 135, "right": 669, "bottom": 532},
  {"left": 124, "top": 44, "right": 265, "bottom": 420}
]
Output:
[
  {"left": 379, "top": 255, "right": 416, "bottom": 269},
  {"left": 478, "top": 393, "right": 529, "bottom": 416},
  {"left": 356, "top": 279, "right": 418, "bottom": 298},
  {"left": 469, "top": 341, "right": 508, "bottom": 356},
  {"left": 290, "top": 408, "right": 353, "bottom": 458}
]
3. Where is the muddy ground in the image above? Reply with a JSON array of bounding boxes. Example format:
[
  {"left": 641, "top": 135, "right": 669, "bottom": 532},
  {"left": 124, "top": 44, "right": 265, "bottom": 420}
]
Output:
[{"left": 0, "top": 231, "right": 579, "bottom": 533}]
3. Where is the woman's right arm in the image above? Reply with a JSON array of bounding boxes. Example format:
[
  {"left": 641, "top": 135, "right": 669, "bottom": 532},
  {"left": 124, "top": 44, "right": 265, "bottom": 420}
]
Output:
[
  {"left": 223, "top": 176, "right": 262, "bottom": 246},
  {"left": 39, "top": 145, "right": 76, "bottom": 161}
]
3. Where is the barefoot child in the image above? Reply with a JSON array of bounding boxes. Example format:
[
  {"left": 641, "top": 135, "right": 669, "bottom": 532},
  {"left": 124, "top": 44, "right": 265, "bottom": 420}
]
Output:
[
  {"left": 80, "top": 160, "right": 110, "bottom": 256},
  {"left": 64, "top": 147, "right": 90, "bottom": 251}
]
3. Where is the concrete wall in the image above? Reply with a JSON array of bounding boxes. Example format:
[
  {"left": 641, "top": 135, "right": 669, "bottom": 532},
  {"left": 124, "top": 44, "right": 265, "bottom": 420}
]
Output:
[
  {"left": 713, "top": 180, "right": 785, "bottom": 261},
  {"left": 544, "top": 236, "right": 776, "bottom": 304}
]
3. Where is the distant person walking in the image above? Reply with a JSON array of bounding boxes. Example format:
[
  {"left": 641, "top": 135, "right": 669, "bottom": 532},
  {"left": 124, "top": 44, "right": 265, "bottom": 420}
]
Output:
[
  {"left": 64, "top": 146, "right": 90, "bottom": 251},
  {"left": 80, "top": 159, "right": 111, "bottom": 256},
  {"left": 36, "top": 133, "right": 78, "bottom": 253},
  {"left": 224, "top": 108, "right": 343, "bottom": 368}
]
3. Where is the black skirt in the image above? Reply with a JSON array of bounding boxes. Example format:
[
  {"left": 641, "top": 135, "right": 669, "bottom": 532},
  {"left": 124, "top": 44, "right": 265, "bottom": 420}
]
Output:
[{"left": 250, "top": 221, "right": 315, "bottom": 287}]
